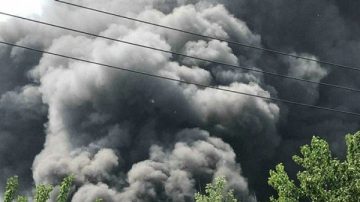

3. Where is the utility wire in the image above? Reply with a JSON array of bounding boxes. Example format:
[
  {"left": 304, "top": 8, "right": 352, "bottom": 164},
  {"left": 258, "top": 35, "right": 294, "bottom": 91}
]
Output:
[
  {"left": 1, "top": 12, "right": 360, "bottom": 94},
  {"left": 54, "top": 0, "right": 360, "bottom": 72},
  {"left": 1, "top": 40, "right": 359, "bottom": 117}
]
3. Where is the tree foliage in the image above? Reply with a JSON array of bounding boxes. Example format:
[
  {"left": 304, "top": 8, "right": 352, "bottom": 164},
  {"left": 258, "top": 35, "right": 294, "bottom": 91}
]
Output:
[
  {"left": 4, "top": 176, "right": 19, "bottom": 202},
  {"left": 2, "top": 175, "right": 75, "bottom": 202},
  {"left": 195, "top": 177, "right": 238, "bottom": 202},
  {"left": 16, "top": 196, "right": 28, "bottom": 202},
  {"left": 56, "top": 175, "right": 74, "bottom": 202},
  {"left": 269, "top": 131, "right": 360, "bottom": 201},
  {"left": 34, "top": 184, "right": 53, "bottom": 202}
]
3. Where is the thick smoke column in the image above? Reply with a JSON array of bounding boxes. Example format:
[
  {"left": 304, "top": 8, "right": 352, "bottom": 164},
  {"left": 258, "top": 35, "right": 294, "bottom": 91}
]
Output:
[
  {"left": 1, "top": 0, "right": 274, "bottom": 201},
  {"left": 1, "top": 0, "right": 359, "bottom": 201},
  {"left": 29, "top": 2, "right": 272, "bottom": 200}
]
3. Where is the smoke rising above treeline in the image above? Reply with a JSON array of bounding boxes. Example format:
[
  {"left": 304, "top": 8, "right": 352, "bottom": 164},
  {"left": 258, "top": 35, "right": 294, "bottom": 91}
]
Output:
[{"left": 0, "top": 0, "right": 359, "bottom": 201}]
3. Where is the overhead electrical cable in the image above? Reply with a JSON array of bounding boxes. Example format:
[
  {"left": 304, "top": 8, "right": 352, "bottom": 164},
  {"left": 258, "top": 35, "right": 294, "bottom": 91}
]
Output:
[
  {"left": 1, "top": 12, "right": 360, "bottom": 94},
  {"left": 1, "top": 41, "right": 359, "bottom": 117},
  {"left": 54, "top": 0, "right": 360, "bottom": 72}
]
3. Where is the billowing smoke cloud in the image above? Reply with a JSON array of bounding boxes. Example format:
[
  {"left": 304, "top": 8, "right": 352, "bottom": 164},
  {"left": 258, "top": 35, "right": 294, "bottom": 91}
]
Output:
[
  {"left": 28, "top": 3, "right": 270, "bottom": 199},
  {"left": 69, "top": 129, "right": 255, "bottom": 202},
  {"left": 1, "top": 0, "right": 359, "bottom": 201},
  {"left": 213, "top": 0, "right": 360, "bottom": 198}
]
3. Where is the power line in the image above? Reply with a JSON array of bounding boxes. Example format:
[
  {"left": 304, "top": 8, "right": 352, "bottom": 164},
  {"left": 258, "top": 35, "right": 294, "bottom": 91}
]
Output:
[
  {"left": 54, "top": 0, "right": 360, "bottom": 72},
  {"left": 1, "top": 41, "right": 359, "bottom": 117},
  {"left": 1, "top": 12, "right": 360, "bottom": 94}
]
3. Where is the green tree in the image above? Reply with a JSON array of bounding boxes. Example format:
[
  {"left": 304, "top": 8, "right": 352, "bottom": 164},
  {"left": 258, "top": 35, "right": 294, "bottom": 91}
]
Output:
[
  {"left": 4, "top": 176, "right": 19, "bottom": 202},
  {"left": 95, "top": 198, "right": 104, "bottom": 202},
  {"left": 195, "top": 177, "right": 238, "bottom": 202},
  {"left": 3, "top": 176, "right": 76, "bottom": 202},
  {"left": 16, "top": 196, "right": 28, "bottom": 202},
  {"left": 34, "top": 184, "right": 53, "bottom": 202},
  {"left": 57, "top": 175, "right": 74, "bottom": 202},
  {"left": 269, "top": 131, "right": 360, "bottom": 201}
]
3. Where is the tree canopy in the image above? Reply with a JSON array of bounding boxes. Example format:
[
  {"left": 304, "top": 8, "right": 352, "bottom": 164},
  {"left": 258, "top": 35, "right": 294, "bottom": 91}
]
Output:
[
  {"left": 268, "top": 131, "right": 360, "bottom": 201},
  {"left": 2, "top": 175, "right": 73, "bottom": 202},
  {"left": 195, "top": 177, "right": 238, "bottom": 202}
]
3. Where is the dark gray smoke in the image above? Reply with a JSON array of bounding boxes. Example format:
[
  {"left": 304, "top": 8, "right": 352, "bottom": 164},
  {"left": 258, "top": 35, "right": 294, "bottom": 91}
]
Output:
[
  {"left": 0, "top": 0, "right": 359, "bottom": 201},
  {"left": 0, "top": 39, "right": 47, "bottom": 193},
  {"left": 207, "top": 0, "right": 360, "bottom": 198}
]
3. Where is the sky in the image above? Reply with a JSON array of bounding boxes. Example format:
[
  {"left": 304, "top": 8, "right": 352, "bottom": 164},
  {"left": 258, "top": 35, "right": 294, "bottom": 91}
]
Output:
[
  {"left": 0, "top": 0, "right": 360, "bottom": 201},
  {"left": 0, "top": 0, "right": 44, "bottom": 21}
]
